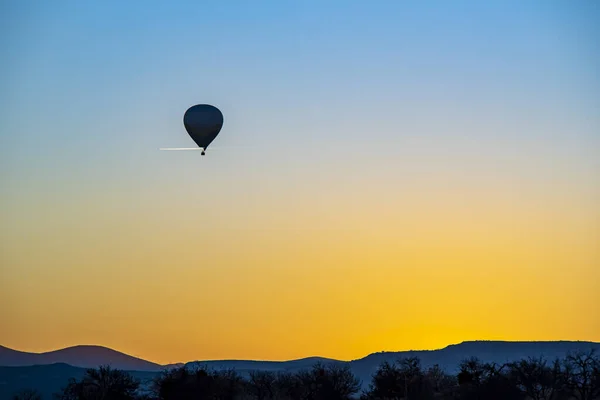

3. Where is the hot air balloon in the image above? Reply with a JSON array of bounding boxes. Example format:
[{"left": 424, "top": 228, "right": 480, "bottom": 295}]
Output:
[
  {"left": 160, "top": 104, "right": 224, "bottom": 155},
  {"left": 183, "top": 104, "right": 223, "bottom": 155}
]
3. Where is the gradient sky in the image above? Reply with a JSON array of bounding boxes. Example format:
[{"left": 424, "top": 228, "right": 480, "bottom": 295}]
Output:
[{"left": 1, "top": 0, "right": 599, "bottom": 365}]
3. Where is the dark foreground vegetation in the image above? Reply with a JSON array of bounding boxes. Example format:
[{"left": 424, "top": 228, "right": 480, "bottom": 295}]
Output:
[{"left": 11, "top": 350, "right": 600, "bottom": 400}]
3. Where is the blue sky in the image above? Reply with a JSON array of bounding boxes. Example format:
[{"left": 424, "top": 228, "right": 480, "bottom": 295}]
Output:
[
  {"left": 2, "top": 1, "right": 598, "bottom": 210},
  {"left": 2, "top": 0, "right": 599, "bottom": 247}
]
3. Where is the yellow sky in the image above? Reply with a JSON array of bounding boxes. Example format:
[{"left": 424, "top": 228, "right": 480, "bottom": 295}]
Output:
[{"left": 2, "top": 167, "right": 598, "bottom": 365}]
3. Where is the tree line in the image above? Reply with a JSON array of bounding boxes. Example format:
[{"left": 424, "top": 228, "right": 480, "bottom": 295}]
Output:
[{"left": 12, "top": 349, "right": 600, "bottom": 400}]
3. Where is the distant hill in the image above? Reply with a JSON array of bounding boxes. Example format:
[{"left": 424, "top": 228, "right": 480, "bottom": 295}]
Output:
[
  {"left": 347, "top": 340, "right": 600, "bottom": 388},
  {"left": 186, "top": 356, "right": 341, "bottom": 372},
  {"left": 0, "top": 345, "right": 164, "bottom": 372},
  {"left": 1, "top": 340, "right": 599, "bottom": 398},
  {"left": 162, "top": 362, "right": 186, "bottom": 369},
  {"left": 184, "top": 341, "right": 600, "bottom": 390}
]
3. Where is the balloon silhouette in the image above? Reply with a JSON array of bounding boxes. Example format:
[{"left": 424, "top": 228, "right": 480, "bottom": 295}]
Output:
[{"left": 183, "top": 104, "right": 224, "bottom": 155}]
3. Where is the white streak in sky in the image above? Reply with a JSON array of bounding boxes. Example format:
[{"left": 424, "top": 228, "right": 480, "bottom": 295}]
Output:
[
  {"left": 159, "top": 148, "right": 203, "bottom": 150},
  {"left": 159, "top": 146, "right": 256, "bottom": 151}
]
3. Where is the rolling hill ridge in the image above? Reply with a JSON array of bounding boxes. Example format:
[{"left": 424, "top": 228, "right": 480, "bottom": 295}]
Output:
[{"left": 0, "top": 345, "right": 166, "bottom": 372}]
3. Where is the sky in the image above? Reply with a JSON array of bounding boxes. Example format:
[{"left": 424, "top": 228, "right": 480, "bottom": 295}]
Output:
[{"left": 1, "top": 0, "right": 599, "bottom": 365}]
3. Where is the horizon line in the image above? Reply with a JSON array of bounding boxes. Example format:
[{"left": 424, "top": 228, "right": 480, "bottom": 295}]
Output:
[{"left": 3, "top": 339, "right": 600, "bottom": 366}]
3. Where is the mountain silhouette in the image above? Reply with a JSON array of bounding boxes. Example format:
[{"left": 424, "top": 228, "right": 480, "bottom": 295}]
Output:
[
  {"left": 3, "top": 341, "right": 599, "bottom": 374},
  {"left": 347, "top": 340, "right": 600, "bottom": 388},
  {"left": 0, "top": 345, "right": 164, "bottom": 372}
]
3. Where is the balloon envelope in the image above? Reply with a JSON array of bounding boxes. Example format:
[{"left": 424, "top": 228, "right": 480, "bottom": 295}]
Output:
[{"left": 183, "top": 104, "right": 224, "bottom": 150}]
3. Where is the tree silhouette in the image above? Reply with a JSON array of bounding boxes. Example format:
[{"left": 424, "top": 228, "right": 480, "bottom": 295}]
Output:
[
  {"left": 479, "top": 362, "right": 523, "bottom": 400},
  {"left": 211, "top": 369, "right": 245, "bottom": 400},
  {"left": 457, "top": 357, "right": 525, "bottom": 400},
  {"left": 425, "top": 364, "right": 456, "bottom": 397},
  {"left": 296, "top": 362, "right": 361, "bottom": 400},
  {"left": 54, "top": 365, "right": 140, "bottom": 400},
  {"left": 396, "top": 356, "right": 435, "bottom": 400},
  {"left": 151, "top": 365, "right": 246, "bottom": 400},
  {"left": 562, "top": 349, "right": 600, "bottom": 400},
  {"left": 272, "top": 371, "right": 305, "bottom": 400},
  {"left": 361, "top": 360, "right": 405, "bottom": 399},
  {"left": 508, "top": 356, "right": 562, "bottom": 400},
  {"left": 247, "top": 370, "right": 277, "bottom": 400},
  {"left": 457, "top": 357, "right": 485, "bottom": 388},
  {"left": 361, "top": 357, "right": 445, "bottom": 400}
]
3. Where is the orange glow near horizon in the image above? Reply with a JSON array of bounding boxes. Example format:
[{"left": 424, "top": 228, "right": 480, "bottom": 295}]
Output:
[{"left": 2, "top": 171, "right": 599, "bottom": 365}]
